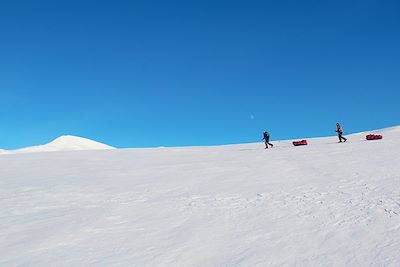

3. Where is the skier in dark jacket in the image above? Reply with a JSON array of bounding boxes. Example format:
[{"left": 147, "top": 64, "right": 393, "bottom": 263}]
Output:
[
  {"left": 336, "top": 123, "right": 347, "bottom": 143},
  {"left": 263, "top": 131, "right": 274, "bottom": 148}
]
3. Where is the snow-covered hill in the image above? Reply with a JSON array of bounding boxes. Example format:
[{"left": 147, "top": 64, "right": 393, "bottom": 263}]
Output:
[
  {"left": 1, "top": 127, "right": 400, "bottom": 266},
  {"left": 1, "top": 135, "right": 114, "bottom": 154}
]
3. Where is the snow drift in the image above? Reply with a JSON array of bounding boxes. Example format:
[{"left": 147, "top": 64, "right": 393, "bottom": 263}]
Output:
[{"left": 0, "top": 126, "right": 399, "bottom": 266}]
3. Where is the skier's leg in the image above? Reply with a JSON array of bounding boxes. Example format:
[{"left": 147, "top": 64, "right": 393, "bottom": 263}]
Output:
[{"left": 340, "top": 134, "right": 347, "bottom": 142}]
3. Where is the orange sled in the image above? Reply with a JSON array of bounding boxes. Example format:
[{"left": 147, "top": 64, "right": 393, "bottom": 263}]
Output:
[
  {"left": 293, "top": 140, "right": 308, "bottom": 146},
  {"left": 366, "top": 134, "right": 383, "bottom": 140}
]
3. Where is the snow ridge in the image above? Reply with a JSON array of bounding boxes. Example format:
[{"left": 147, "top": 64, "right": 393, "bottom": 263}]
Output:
[{"left": 2, "top": 135, "right": 114, "bottom": 154}]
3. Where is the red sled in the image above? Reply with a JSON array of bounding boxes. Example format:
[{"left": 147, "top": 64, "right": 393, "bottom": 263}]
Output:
[
  {"left": 366, "top": 134, "right": 383, "bottom": 140},
  {"left": 293, "top": 140, "right": 308, "bottom": 146}
]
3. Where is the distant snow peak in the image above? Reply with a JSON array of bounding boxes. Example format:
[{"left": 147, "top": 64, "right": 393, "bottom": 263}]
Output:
[
  {"left": 13, "top": 135, "right": 115, "bottom": 154},
  {"left": 48, "top": 135, "right": 113, "bottom": 148}
]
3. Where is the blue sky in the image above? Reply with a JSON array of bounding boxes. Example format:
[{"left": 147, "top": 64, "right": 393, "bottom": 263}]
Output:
[{"left": 0, "top": 0, "right": 399, "bottom": 149}]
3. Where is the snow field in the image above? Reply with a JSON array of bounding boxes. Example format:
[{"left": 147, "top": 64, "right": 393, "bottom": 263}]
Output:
[{"left": 1, "top": 127, "right": 399, "bottom": 266}]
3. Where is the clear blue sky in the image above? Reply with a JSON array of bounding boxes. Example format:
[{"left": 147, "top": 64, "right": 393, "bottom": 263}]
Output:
[{"left": 0, "top": 0, "right": 399, "bottom": 149}]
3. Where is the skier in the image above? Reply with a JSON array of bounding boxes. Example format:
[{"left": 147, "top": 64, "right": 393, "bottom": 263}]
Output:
[
  {"left": 336, "top": 123, "right": 347, "bottom": 143},
  {"left": 262, "top": 131, "right": 274, "bottom": 148}
]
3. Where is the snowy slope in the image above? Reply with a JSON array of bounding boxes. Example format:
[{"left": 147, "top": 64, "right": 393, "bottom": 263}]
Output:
[
  {"left": 3, "top": 135, "right": 114, "bottom": 154},
  {"left": 1, "top": 127, "right": 400, "bottom": 266}
]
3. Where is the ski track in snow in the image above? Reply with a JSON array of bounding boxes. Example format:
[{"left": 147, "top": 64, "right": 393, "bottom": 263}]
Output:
[{"left": 1, "top": 127, "right": 400, "bottom": 266}]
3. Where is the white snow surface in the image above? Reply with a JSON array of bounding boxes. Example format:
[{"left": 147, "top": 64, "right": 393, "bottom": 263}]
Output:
[
  {"left": 1, "top": 135, "right": 114, "bottom": 154},
  {"left": 1, "top": 127, "right": 400, "bottom": 266}
]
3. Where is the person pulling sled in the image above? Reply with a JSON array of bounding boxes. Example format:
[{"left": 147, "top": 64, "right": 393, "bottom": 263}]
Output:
[
  {"left": 263, "top": 131, "right": 274, "bottom": 148},
  {"left": 336, "top": 123, "right": 347, "bottom": 143}
]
